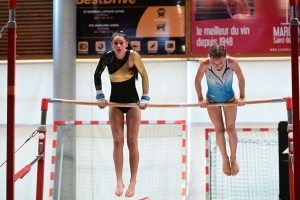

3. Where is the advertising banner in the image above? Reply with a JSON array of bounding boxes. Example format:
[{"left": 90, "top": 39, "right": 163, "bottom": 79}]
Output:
[
  {"left": 77, "top": 0, "right": 185, "bottom": 55},
  {"left": 191, "top": 0, "right": 300, "bottom": 55}
]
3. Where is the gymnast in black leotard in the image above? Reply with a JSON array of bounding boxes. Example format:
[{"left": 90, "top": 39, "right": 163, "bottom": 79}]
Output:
[
  {"left": 94, "top": 31, "right": 149, "bottom": 198},
  {"left": 94, "top": 48, "right": 149, "bottom": 113}
]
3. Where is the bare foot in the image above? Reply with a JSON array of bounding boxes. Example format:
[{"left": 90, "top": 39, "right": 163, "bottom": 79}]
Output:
[
  {"left": 115, "top": 181, "right": 125, "bottom": 197},
  {"left": 125, "top": 181, "right": 136, "bottom": 198},
  {"left": 223, "top": 157, "right": 231, "bottom": 176},
  {"left": 230, "top": 159, "right": 240, "bottom": 176}
]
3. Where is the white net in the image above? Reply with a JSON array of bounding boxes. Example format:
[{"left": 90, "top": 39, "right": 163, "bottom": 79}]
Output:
[
  {"left": 206, "top": 129, "right": 279, "bottom": 200},
  {"left": 50, "top": 121, "right": 186, "bottom": 200}
]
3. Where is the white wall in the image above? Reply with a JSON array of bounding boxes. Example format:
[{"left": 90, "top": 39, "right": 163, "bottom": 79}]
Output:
[
  {"left": 0, "top": 58, "right": 293, "bottom": 200},
  {"left": 0, "top": 59, "right": 291, "bottom": 124}
]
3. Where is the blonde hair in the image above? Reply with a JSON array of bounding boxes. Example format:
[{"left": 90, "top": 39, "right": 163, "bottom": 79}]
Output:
[{"left": 209, "top": 44, "right": 227, "bottom": 58}]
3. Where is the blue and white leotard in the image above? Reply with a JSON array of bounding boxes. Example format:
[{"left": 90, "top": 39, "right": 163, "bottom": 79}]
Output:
[{"left": 205, "top": 58, "right": 234, "bottom": 103}]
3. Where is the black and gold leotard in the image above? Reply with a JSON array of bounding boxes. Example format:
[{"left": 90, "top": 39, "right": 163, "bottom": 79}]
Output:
[{"left": 94, "top": 50, "right": 149, "bottom": 113}]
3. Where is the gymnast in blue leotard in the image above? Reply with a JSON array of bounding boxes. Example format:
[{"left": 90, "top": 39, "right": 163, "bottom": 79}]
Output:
[
  {"left": 195, "top": 44, "right": 246, "bottom": 177},
  {"left": 94, "top": 31, "right": 149, "bottom": 198},
  {"left": 205, "top": 56, "right": 234, "bottom": 103}
]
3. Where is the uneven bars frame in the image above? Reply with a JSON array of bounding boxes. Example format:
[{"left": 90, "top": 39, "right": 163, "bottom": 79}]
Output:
[{"left": 48, "top": 97, "right": 286, "bottom": 107}]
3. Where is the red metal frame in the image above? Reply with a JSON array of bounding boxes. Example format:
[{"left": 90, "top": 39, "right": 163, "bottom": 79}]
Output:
[
  {"left": 286, "top": 97, "right": 295, "bottom": 200},
  {"left": 289, "top": 0, "right": 299, "bottom": 199},
  {"left": 36, "top": 98, "right": 49, "bottom": 200},
  {"left": 7, "top": 0, "right": 17, "bottom": 200}
]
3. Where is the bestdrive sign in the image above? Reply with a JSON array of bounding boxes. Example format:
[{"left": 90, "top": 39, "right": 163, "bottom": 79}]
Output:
[
  {"left": 76, "top": 0, "right": 136, "bottom": 5},
  {"left": 76, "top": 0, "right": 186, "bottom": 55}
]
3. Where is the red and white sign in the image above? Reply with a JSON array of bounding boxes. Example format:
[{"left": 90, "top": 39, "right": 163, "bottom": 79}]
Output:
[{"left": 191, "top": 0, "right": 300, "bottom": 55}]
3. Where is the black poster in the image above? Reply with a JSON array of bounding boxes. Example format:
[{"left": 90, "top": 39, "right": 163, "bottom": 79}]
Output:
[{"left": 76, "top": 0, "right": 186, "bottom": 55}]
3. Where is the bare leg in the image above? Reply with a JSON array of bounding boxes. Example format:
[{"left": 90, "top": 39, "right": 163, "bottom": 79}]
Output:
[
  {"left": 207, "top": 106, "right": 231, "bottom": 176},
  {"left": 109, "top": 107, "right": 125, "bottom": 197},
  {"left": 223, "top": 105, "right": 239, "bottom": 176},
  {"left": 125, "top": 107, "right": 141, "bottom": 198}
]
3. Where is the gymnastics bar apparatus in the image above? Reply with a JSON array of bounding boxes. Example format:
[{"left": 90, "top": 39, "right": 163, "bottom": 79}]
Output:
[
  {"left": 289, "top": 0, "right": 299, "bottom": 199},
  {"left": 3, "top": 96, "right": 288, "bottom": 200},
  {"left": 45, "top": 97, "right": 299, "bottom": 200},
  {"left": 40, "top": 97, "right": 286, "bottom": 199},
  {"left": 47, "top": 97, "right": 285, "bottom": 107},
  {"left": 2, "top": 3, "right": 296, "bottom": 200}
]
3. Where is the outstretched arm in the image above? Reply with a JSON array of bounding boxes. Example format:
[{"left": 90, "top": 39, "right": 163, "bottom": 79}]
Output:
[
  {"left": 133, "top": 51, "right": 149, "bottom": 95},
  {"left": 94, "top": 54, "right": 108, "bottom": 108},
  {"left": 133, "top": 51, "right": 150, "bottom": 109},
  {"left": 228, "top": 57, "right": 245, "bottom": 105},
  {"left": 94, "top": 55, "right": 107, "bottom": 93}
]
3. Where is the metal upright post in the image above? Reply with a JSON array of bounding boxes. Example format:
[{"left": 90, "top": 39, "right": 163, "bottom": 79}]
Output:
[
  {"left": 286, "top": 97, "right": 294, "bottom": 200},
  {"left": 289, "top": 0, "right": 300, "bottom": 199},
  {"left": 6, "top": 0, "right": 17, "bottom": 199}
]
